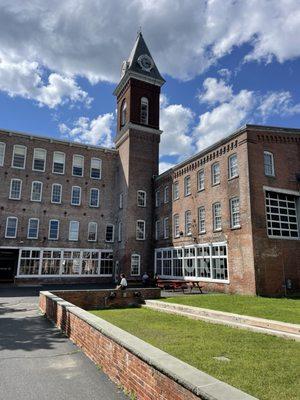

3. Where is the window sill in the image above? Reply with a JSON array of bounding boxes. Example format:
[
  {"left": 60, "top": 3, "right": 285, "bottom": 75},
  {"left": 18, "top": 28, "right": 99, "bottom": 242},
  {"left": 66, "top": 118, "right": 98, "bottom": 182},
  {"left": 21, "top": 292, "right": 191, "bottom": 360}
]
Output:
[
  {"left": 212, "top": 182, "right": 220, "bottom": 187},
  {"left": 197, "top": 188, "right": 205, "bottom": 193},
  {"left": 9, "top": 198, "right": 21, "bottom": 201},
  {"left": 228, "top": 175, "right": 239, "bottom": 182},
  {"left": 213, "top": 229, "right": 222, "bottom": 233},
  {"left": 199, "top": 231, "right": 206, "bottom": 235},
  {"left": 184, "top": 193, "right": 191, "bottom": 197},
  {"left": 231, "top": 226, "right": 241, "bottom": 230},
  {"left": 136, "top": 238, "right": 145, "bottom": 241},
  {"left": 265, "top": 174, "right": 276, "bottom": 178},
  {"left": 173, "top": 197, "right": 179, "bottom": 202}
]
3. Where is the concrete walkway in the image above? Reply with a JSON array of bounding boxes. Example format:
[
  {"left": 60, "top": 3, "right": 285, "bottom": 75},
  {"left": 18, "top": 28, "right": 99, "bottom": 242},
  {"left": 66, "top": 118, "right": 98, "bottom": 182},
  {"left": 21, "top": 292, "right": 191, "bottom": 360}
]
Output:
[{"left": 0, "top": 286, "right": 127, "bottom": 400}]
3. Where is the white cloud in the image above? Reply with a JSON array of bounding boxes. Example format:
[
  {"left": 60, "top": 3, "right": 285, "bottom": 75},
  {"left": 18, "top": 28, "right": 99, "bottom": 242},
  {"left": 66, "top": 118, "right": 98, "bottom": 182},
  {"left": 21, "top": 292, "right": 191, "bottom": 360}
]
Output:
[
  {"left": 198, "top": 77, "right": 233, "bottom": 105},
  {"left": 259, "top": 91, "right": 300, "bottom": 119},
  {"left": 194, "top": 78, "right": 254, "bottom": 150},
  {"left": 159, "top": 161, "right": 175, "bottom": 174},
  {"left": 160, "top": 100, "right": 195, "bottom": 159},
  {"left": 217, "top": 68, "right": 231, "bottom": 81},
  {"left": 0, "top": 58, "right": 92, "bottom": 108},
  {"left": 59, "top": 113, "right": 114, "bottom": 147},
  {"left": 0, "top": 0, "right": 299, "bottom": 94}
]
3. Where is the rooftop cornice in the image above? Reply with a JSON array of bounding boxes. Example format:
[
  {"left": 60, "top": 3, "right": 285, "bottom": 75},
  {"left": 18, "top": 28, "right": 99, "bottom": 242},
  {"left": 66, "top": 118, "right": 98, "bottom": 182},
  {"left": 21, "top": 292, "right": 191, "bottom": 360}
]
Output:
[{"left": 113, "top": 71, "right": 165, "bottom": 98}]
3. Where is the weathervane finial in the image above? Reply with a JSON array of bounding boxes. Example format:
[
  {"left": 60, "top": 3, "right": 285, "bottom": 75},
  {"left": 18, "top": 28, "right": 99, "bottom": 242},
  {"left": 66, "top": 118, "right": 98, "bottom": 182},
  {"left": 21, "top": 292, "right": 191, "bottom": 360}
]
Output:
[{"left": 137, "top": 26, "right": 142, "bottom": 36}]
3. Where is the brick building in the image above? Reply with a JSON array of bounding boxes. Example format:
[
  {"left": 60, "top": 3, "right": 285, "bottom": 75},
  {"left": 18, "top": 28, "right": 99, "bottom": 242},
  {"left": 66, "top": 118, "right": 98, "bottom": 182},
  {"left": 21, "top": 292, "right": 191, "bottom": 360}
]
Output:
[{"left": 0, "top": 33, "right": 299, "bottom": 295}]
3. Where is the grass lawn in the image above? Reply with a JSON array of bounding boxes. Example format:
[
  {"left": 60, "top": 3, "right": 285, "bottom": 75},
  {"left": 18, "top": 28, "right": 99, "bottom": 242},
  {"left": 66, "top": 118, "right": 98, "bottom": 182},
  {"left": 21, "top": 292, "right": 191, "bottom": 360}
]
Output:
[
  {"left": 160, "top": 294, "right": 300, "bottom": 324},
  {"left": 91, "top": 308, "right": 300, "bottom": 400}
]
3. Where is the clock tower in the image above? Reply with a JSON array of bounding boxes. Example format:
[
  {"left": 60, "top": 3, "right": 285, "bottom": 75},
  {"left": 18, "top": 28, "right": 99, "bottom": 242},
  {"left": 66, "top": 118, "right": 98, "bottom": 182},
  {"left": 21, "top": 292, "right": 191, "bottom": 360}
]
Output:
[{"left": 113, "top": 32, "right": 165, "bottom": 279}]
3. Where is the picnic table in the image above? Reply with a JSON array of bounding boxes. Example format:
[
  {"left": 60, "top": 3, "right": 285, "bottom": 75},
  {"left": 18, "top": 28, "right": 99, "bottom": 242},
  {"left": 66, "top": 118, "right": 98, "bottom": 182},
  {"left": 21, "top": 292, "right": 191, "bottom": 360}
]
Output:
[{"left": 156, "top": 279, "right": 203, "bottom": 293}]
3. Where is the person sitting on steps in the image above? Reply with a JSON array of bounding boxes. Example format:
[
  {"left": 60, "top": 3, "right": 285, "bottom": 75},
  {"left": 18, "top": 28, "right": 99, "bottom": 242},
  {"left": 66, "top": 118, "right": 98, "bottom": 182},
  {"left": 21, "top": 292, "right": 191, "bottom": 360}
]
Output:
[{"left": 116, "top": 273, "right": 127, "bottom": 290}]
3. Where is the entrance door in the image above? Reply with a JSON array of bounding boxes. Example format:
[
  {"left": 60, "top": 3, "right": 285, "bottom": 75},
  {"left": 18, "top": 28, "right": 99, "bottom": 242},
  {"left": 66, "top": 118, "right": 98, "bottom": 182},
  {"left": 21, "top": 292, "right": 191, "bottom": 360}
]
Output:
[{"left": 0, "top": 250, "right": 19, "bottom": 282}]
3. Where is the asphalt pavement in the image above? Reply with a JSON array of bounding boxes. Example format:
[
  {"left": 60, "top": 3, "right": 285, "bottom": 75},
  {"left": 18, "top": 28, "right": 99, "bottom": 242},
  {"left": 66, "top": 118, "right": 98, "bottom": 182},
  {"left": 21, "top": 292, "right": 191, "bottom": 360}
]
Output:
[{"left": 0, "top": 285, "right": 127, "bottom": 400}]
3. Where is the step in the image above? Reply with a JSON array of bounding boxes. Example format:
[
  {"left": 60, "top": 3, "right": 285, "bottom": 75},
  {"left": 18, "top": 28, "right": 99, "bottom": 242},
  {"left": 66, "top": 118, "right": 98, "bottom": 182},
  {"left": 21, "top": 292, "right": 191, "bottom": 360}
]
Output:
[{"left": 143, "top": 300, "right": 300, "bottom": 341}]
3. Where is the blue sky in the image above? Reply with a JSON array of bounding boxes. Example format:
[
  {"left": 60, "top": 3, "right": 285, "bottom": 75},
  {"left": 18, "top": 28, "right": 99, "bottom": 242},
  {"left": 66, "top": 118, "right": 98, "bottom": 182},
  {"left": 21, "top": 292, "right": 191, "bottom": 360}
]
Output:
[{"left": 0, "top": 1, "right": 300, "bottom": 172}]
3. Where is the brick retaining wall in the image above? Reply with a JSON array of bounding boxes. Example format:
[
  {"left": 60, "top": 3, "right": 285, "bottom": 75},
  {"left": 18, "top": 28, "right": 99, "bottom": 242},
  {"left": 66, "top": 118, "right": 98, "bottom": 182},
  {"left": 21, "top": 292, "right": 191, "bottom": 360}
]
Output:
[{"left": 39, "top": 290, "right": 256, "bottom": 400}]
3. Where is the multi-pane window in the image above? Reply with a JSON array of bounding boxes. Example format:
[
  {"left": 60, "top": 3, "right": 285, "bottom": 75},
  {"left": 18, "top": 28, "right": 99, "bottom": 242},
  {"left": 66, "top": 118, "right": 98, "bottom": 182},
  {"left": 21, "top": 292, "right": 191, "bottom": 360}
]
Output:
[
  {"left": 163, "top": 217, "right": 169, "bottom": 239},
  {"left": 137, "top": 190, "right": 146, "bottom": 207},
  {"left": 72, "top": 155, "right": 84, "bottom": 177},
  {"left": 106, "top": 224, "right": 114, "bottom": 242},
  {"left": 69, "top": 221, "right": 79, "bottom": 241},
  {"left": 155, "top": 190, "right": 160, "bottom": 207},
  {"left": 27, "top": 218, "right": 39, "bottom": 239},
  {"left": 53, "top": 152, "right": 65, "bottom": 174},
  {"left": 173, "top": 214, "right": 180, "bottom": 238},
  {"left": 41, "top": 250, "right": 61, "bottom": 275},
  {"left": 31, "top": 181, "right": 43, "bottom": 202},
  {"left": 33, "top": 148, "right": 46, "bottom": 171},
  {"left": 228, "top": 154, "right": 238, "bottom": 179},
  {"left": 5, "top": 217, "right": 18, "bottom": 238},
  {"left": 19, "top": 250, "right": 41, "bottom": 275},
  {"left": 51, "top": 184, "right": 62, "bottom": 204},
  {"left": 48, "top": 220, "right": 59, "bottom": 240},
  {"left": 71, "top": 186, "right": 81, "bottom": 205},
  {"left": 164, "top": 186, "right": 169, "bottom": 203},
  {"left": 265, "top": 191, "right": 299, "bottom": 239},
  {"left": 121, "top": 100, "right": 127, "bottom": 126},
  {"left": 90, "top": 188, "right": 99, "bottom": 207},
  {"left": 0, "top": 142, "right": 6, "bottom": 166},
  {"left": 155, "top": 220, "right": 160, "bottom": 240},
  {"left": 12, "top": 145, "right": 26, "bottom": 169},
  {"left": 9, "top": 179, "right": 22, "bottom": 200},
  {"left": 90, "top": 158, "right": 101, "bottom": 179},
  {"left": 198, "top": 170, "right": 205, "bottom": 191},
  {"left": 213, "top": 202, "right": 222, "bottom": 231},
  {"left": 119, "top": 193, "right": 123, "bottom": 209},
  {"left": 131, "top": 253, "right": 141, "bottom": 276},
  {"left": 140, "top": 97, "right": 149, "bottom": 125},
  {"left": 185, "top": 210, "right": 192, "bottom": 236},
  {"left": 155, "top": 243, "right": 228, "bottom": 282},
  {"left": 198, "top": 206, "right": 205, "bottom": 233},
  {"left": 118, "top": 221, "right": 122, "bottom": 242},
  {"left": 173, "top": 181, "right": 179, "bottom": 200},
  {"left": 264, "top": 151, "right": 275, "bottom": 176},
  {"left": 212, "top": 162, "right": 220, "bottom": 185},
  {"left": 136, "top": 220, "right": 146, "bottom": 240},
  {"left": 184, "top": 176, "right": 191, "bottom": 196},
  {"left": 230, "top": 197, "right": 240, "bottom": 228},
  {"left": 88, "top": 222, "right": 97, "bottom": 241}
]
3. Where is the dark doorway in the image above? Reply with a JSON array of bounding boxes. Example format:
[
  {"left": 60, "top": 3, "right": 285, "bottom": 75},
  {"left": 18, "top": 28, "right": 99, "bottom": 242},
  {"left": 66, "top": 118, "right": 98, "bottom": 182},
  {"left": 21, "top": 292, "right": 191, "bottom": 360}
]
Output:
[{"left": 0, "top": 249, "right": 19, "bottom": 282}]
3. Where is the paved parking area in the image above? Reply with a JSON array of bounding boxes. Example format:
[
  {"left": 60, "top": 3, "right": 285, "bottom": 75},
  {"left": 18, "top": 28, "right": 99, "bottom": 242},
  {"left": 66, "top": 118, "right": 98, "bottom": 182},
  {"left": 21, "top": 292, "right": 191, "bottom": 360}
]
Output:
[{"left": 0, "top": 285, "right": 127, "bottom": 400}]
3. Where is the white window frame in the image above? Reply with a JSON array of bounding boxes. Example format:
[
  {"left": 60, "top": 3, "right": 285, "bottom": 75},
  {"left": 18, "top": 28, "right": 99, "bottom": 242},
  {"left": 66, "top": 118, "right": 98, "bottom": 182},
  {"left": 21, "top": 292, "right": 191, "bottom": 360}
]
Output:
[
  {"left": 173, "top": 214, "right": 180, "bottom": 238},
  {"left": 197, "top": 170, "right": 205, "bottom": 191},
  {"left": 137, "top": 190, "right": 146, "bottom": 207},
  {"left": 213, "top": 202, "right": 222, "bottom": 231},
  {"left": 5, "top": 217, "right": 18, "bottom": 238},
  {"left": 164, "top": 186, "right": 169, "bottom": 203},
  {"left": 155, "top": 220, "right": 160, "bottom": 240},
  {"left": 119, "top": 193, "right": 123, "bottom": 209},
  {"left": 228, "top": 154, "right": 238, "bottom": 179},
  {"left": 89, "top": 188, "right": 100, "bottom": 208},
  {"left": 212, "top": 162, "right": 220, "bottom": 185},
  {"left": 9, "top": 179, "right": 22, "bottom": 200},
  {"left": 32, "top": 148, "right": 47, "bottom": 172},
  {"left": 88, "top": 221, "right": 98, "bottom": 242},
  {"left": 230, "top": 197, "right": 241, "bottom": 229},
  {"left": 90, "top": 158, "right": 102, "bottom": 179},
  {"left": 173, "top": 181, "right": 179, "bottom": 200},
  {"left": 69, "top": 221, "right": 79, "bottom": 241},
  {"left": 163, "top": 217, "right": 169, "bottom": 239},
  {"left": 136, "top": 220, "right": 146, "bottom": 241},
  {"left": 0, "top": 142, "right": 6, "bottom": 166},
  {"left": 31, "top": 181, "right": 43, "bottom": 202},
  {"left": 118, "top": 221, "right": 122, "bottom": 242},
  {"left": 184, "top": 175, "right": 191, "bottom": 196},
  {"left": 185, "top": 210, "right": 192, "bottom": 236},
  {"left": 121, "top": 100, "right": 127, "bottom": 127},
  {"left": 105, "top": 224, "right": 115, "bottom": 243},
  {"left": 198, "top": 206, "right": 206, "bottom": 234},
  {"left": 71, "top": 186, "right": 81, "bottom": 206},
  {"left": 48, "top": 219, "right": 59, "bottom": 240},
  {"left": 140, "top": 97, "right": 149, "bottom": 125},
  {"left": 264, "top": 151, "right": 275, "bottom": 177},
  {"left": 72, "top": 154, "right": 84, "bottom": 177},
  {"left": 51, "top": 183, "right": 62, "bottom": 204},
  {"left": 12, "top": 145, "right": 27, "bottom": 169},
  {"left": 27, "top": 218, "right": 39, "bottom": 239},
  {"left": 155, "top": 190, "right": 160, "bottom": 207},
  {"left": 131, "top": 253, "right": 141, "bottom": 276},
  {"left": 52, "top": 151, "right": 65, "bottom": 174}
]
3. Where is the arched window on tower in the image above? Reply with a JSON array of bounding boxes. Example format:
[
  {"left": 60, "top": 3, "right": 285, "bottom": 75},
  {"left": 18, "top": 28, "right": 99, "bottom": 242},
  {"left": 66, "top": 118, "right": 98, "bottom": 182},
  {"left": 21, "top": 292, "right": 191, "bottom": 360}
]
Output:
[
  {"left": 140, "top": 97, "right": 149, "bottom": 125},
  {"left": 121, "top": 100, "right": 127, "bottom": 127}
]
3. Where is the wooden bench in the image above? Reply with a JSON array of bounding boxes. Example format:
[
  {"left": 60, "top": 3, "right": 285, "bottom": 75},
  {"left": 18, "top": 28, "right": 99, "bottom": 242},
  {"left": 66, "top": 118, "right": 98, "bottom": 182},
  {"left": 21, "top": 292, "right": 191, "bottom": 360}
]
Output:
[{"left": 156, "top": 279, "right": 203, "bottom": 293}]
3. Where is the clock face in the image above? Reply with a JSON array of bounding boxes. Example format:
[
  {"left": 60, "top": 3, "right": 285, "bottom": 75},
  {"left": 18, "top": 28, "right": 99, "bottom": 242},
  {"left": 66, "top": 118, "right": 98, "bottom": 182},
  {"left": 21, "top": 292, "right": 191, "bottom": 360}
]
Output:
[{"left": 137, "top": 54, "right": 153, "bottom": 72}]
